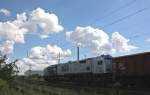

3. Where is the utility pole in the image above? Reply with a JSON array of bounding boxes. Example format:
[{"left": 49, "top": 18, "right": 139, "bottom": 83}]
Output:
[
  {"left": 84, "top": 55, "right": 86, "bottom": 59},
  {"left": 0, "top": 51, "right": 2, "bottom": 68},
  {"left": 57, "top": 52, "right": 61, "bottom": 64},
  {"left": 27, "top": 51, "right": 32, "bottom": 77},
  {"left": 28, "top": 64, "right": 32, "bottom": 77},
  {"left": 77, "top": 44, "right": 80, "bottom": 63}
]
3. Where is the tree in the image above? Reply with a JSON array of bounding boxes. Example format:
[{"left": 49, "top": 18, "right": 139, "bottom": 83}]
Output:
[{"left": 0, "top": 55, "right": 18, "bottom": 81}]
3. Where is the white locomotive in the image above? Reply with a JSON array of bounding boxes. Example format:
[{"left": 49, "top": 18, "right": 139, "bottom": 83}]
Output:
[{"left": 44, "top": 55, "right": 113, "bottom": 82}]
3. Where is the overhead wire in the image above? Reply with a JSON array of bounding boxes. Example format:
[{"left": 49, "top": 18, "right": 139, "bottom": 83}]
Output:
[
  {"left": 58, "top": 0, "right": 150, "bottom": 59},
  {"left": 101, "top": 5, "right": 150, "bottom": 29},
  {"left": 61, "top": 4, "right": 150, "bottom": 49},
  {"left": 58, "top": 0, "right": 138, "bottom": 48},
  {"left": 93, "top": 0, "right": 137, "bottom": 23}
]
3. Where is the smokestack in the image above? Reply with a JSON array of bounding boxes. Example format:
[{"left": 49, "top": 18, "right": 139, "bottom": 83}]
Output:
[{"left": 77, "top": 46, "right": 79, "bottom": 63}]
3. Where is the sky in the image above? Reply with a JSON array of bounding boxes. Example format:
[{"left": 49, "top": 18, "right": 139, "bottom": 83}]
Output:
[{"left": 0, "top": 0, "right": 150, "bottom": 74}]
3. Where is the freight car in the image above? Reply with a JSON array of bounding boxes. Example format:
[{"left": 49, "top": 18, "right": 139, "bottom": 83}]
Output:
[
  {"left": 44, "top": 55, "right": 113, "bottom": 85},
  {"left": 44, "top": 52, "right": 150, "bottom": 87},
  {"left": 113, "top": 52, "right": 150, "bottom": 87}
]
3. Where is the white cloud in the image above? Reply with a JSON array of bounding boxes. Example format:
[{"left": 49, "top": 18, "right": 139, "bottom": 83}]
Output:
[
  {"left": 11, "top": 8, "right": 63, "bottom": 39},
  {"left": 66, "top": 26, "right": 109, "bottom": 47},
  {"left": 0, "top": 8, "right": 63, "bottom": 54},
  {"left": 147, "top": 39, "right": 150, "bottom": 42},
  {"left": 17, "top": 44, "right": 71, "bottom": 74},
  {"left": 29, "top": 46, "right": 48, "bottom": 61},
  {"left": 0, "top": 12, "right": 28, "bottom": 55},
  {"left": 13, "top": 12, "right": 28, "bottom": 28},
  {"left": 46, "top": 45, "right": 71, "bottom": 59},
  {"left": 0, "top": 8, "right": 11, "bottom": 16},
  {"left": 0, "top": 8, "right": 65, "bottom": 73},
  {"left": 66, "top": 26, "right": 113, "bottom": 55},
  {"left": 0, "top": 21, "right": 27, "bottom": 43},
  {"left": 29, "top": 44, "right": 71, "bottom": 60},
  {"left": 25, "top": 8, "right": 64, "bottom": 38},
  {"left": 0, "top": 40, "right": 14, "bottom": 54},
  {"left": 112, "top": 32, "right": 137, "bottom": 52},
  {"left": 66, "top": 26, "right": 137, "bottom": 55}
]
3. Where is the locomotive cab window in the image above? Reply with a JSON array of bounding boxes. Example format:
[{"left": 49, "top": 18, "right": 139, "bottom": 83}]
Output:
[{"left": 97, "top": 60, "right": 103, "bottom": 65}]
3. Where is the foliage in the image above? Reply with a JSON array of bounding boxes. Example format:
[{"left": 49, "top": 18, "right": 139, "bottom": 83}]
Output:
[{"left": 0, "top": 55, "right": 19, "bottom": 81}]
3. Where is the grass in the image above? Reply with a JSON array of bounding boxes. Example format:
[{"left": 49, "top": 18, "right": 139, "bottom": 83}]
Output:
[
  {"left": 0, "top": 77, "right": 148, "bottom": 95},
  {"left": 12, "top": 78, "right": 117, "bottom": 95}
]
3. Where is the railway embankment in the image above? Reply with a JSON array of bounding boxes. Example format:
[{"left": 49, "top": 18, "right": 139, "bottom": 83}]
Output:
[{"left": 10, "top": 77, "right": 150, "bottom": 95}]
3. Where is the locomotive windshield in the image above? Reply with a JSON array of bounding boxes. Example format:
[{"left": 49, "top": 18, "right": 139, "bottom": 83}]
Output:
[{"left": 104, "top": 55, "right": 113, "bottom": 63}]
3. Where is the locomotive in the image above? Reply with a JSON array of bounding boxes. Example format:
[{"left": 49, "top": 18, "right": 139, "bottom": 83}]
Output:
[
  {"left": 44, "top": 55, "right": 113, "bottom": 84},
  {"left": 44, "top": 52, "right": 150, "bottom": 87}
]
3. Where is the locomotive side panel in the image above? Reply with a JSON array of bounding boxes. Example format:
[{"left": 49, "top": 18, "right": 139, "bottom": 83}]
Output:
[
  {"left": 69, "top": 62, "right": 92, "bottom": 74},
  {"left": 57, "top": 61, "right": 92, "bottom": 76},
  {"left": 57, "top": 55, "right": 113, "bottom": 76},
  {"left": 57, "top": 64, "right": 69, "bottom": 75}
]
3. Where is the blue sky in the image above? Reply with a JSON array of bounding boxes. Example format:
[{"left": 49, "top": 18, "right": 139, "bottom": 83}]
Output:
[{"left": 0, "top": 0, "right": 150, "bottom": 62}]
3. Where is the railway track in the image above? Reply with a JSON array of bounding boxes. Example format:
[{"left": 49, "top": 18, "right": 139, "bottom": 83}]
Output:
[{"left": 16, "top": 78, "right": 150, "bottom": 95}]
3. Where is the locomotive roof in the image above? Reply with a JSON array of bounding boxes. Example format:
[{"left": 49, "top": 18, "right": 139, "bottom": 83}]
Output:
[
  {"left": 114, "top": 51, "right": 150, "bottom": 59},
  {"left": 67, "top": 54, "right": 112, "bottom": 64}
]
